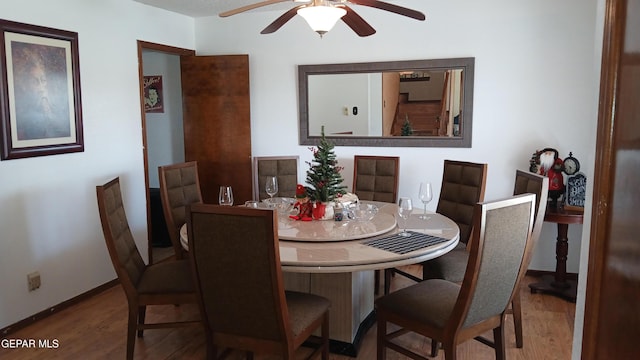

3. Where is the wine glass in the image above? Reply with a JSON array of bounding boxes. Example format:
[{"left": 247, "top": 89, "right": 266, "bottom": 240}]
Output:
[
  {"left": 397, "top": 197, "right": 413, "bottom": 237},
  {"left": 265, "top": 176, "right": 278, "bottom": 200},
  {"left": 418, "top": 182, "right": 433, "bottom": 219},
  {"left": 218, "top": 186, "right": 234, "bottom": 206}
]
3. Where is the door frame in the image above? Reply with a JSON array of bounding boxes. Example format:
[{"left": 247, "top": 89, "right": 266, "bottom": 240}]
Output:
[
  {"left": 581, "top": 0, "right": 640, "bottom": 357},
  {"left": 137, "top": 40, "right": 195, "bottom": 264}
]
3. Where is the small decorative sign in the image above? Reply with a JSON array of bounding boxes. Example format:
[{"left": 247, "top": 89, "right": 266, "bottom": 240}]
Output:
[
  {"left": 143, "top": 75, "right": 163, "bottom": 113},
  {"left": 565, "top": 172, "right": 586, "bottom": 210}
]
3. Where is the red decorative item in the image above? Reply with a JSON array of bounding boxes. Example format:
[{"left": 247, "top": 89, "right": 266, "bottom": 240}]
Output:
[
  {"left": 312, "top": 202, "right": 326, "bottom": 220},
  {"left": 547, "top": 158, "right": 565, "bottom": 191},
  {"left": 290, "top": 184, "right": 313, "bottom": 221}
]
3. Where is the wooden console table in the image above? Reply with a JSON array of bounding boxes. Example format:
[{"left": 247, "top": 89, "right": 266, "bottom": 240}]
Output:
[{"left": 529, "top": 205, "right": 584, "bottom": 302}]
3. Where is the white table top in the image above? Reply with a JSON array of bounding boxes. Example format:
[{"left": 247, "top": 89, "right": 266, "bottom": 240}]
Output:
[{"left": 180, "top": 202, "right": 459, "bottom": 273}]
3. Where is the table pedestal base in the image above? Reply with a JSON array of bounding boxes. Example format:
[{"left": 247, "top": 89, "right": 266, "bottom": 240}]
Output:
[{"left": 529, "top": 274, "right": 577, "bottom": 302}]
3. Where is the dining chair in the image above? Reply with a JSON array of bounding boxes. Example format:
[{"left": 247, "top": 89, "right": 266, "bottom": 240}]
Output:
[
  {"left": 353, "top": 155, "right": 400, "bottom": 294},
  {"left": 158, "top": 161, "right": 203, "bottom": 260},
  {"left": 376, "top": 193, "right": 536, "bottom": 360},
  {"left": 420, "top": 169, "right": 548, "bottom": 348},
  {"left": 506, "top": 170, "right": 549, "bottom": 347},
  {"left": 386, "top": 160, "right": 487, "bottom": 293},
  {"left": 253, "top": 156, "right": 299, "bottom": 201},
  {"left": 96, "top": 177, "right": 199, "bottom": 360},
  {"left": 352, "top": 155, "right": 400, "bottom": 203},
  {"left": 187, "top": 203, "right": 330, "bottom": 360}
]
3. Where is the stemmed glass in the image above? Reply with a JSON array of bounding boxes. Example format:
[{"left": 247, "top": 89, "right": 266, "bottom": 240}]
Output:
[
  {"left": 418, "top": 182, "right": 433, "bottom": 219},
  {"left": 218, "top": 186, "right": 234, "bottom": 206},
  {"left": 265, "top": 176, "right": 278, "bottom": 200},
  {"left": 397, "top": 197, "right": 413, "bottom": 237}
]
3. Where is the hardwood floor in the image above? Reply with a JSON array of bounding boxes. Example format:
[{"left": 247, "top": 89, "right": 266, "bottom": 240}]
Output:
[{"left": 0, "top": 265, "right": 575, "bottom": 359}]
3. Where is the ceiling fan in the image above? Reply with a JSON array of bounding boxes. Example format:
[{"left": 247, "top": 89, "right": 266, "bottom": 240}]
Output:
[{"left": 219, "top": 0, "right": 426, "bottom": 37}]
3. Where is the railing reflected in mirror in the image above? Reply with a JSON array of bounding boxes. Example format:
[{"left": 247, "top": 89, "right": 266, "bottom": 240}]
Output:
[{"left": 298, "top": 58, "right": 474, "bottom": 147}]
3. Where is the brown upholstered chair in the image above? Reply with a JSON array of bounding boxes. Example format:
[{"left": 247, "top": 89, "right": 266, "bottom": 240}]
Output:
[
  {"left": 386, "top": 160, "right": 487, "bottom": 292},
  {"left": 376, "top": 194, "right": 536, "bottom": 360},
  {"left": 253, "top": 156, "right": 299, "bottom": 201},
  {"left": 420, "top": 169, "right": 548, "bottom": 348},
  {"left": 352, "top": 155, "right": 400, "bottom": 203},
  {"left": 158, "top": 161, "right": 203, "bottom": 260},
  {"left": 506, "top": 170, "right": 549, "bottom": 347},
  {"left": 96, "top": 177, "right": 199, "bottom": 360},
  {"left": 187, "top": 204, "right": 330, "bottom": 360},
  {"left": 353, "top": 155, "right": 400, "bottom": 294}
]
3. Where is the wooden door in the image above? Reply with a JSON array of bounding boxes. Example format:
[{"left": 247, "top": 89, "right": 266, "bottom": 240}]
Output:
[
  {"left": 582, "top": 0, "right": 640, "bottom": 357},
  {"left": 181, "top": 55, "right": 252, "bottom": 205}
]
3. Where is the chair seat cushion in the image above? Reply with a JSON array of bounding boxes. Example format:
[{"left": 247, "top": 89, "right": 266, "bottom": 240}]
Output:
[
  {"left": 422, "top": 243, "right": 469, "bottom": 283},
  {"left": 285, "top": 291, "right": 330, "bottom": 337},
  {"left": 137, "top": 259, "right": 194, "bottom": 294},
  {"left": 375, "top": 279, "right": 460, "bottom": 329}
]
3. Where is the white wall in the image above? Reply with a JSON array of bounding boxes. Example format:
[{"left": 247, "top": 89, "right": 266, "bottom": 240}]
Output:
[
  {"left": 0, "top": 0, "right": 194, "bottom": 329},
  {"left": 194, "top": 0, "right": 600, "bottom": 274},
  {"left": 308, "top": 74, "right": 373, "bottom": 136}
]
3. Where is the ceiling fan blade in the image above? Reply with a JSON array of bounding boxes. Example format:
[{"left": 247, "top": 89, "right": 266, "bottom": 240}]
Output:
[
  {"left": 219, "top": 0, "right": 292, "bottom": 17},
  {"left": 261, "top": 6, "right": 304, "bottom": 34},
  {"left": 347, "top": 0, "right": 426, "bottom": 21},
  {"left": 341, "top": 6, "right": 376, "bottom": 37}
]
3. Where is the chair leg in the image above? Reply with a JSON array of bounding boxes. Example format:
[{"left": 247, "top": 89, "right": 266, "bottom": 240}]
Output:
[
  {"left": 126, "top": 306, "right": 138, "bottom": 360},
  {"left": 442, "top": 340, "right": 456, "bottom": 360},
  {"left": 377, "top": 315, "right": 387, "bottom": 360},
  {"left": 384, "top": 269, "right": 392, "bottom": 294},
  {"left": 512, "top": 294, "right": 524, "bottom": 348},
  {"left": 493, "top": 324, "right": 506, "bottom": 360},
  {"left": 206, "top": 339, "right": 215, "bottom": 360},
  {"left": 322, "top": 312, "right": 329, "bottom": 360},
  {"left": 431, "top": 339, "right": 439, "bottom": 357},
  {"left": 137, "top": 306, "right": 146, "bottom": 337}
]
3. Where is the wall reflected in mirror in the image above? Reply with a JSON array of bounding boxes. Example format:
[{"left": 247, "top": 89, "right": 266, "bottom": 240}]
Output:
[
  {"left": 308, "top": 69, "right": 463, "bottom": 137},
  {"left": 299, "top": 58, "right": 474, "bottom": 148}
]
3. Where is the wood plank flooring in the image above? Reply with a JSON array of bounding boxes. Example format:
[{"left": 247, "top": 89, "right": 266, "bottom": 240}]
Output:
[{"left": 0, "top": 265, "right": 575, "bottom": 359}]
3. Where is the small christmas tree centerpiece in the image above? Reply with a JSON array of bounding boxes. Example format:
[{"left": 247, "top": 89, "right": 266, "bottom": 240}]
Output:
[{"left": 305, "top": 126, "right": 347, "bottom": 220}]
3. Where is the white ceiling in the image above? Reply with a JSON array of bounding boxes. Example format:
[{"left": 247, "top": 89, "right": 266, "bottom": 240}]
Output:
[{"left": 132, "top": 0, "right": 299, "bottom": 18}]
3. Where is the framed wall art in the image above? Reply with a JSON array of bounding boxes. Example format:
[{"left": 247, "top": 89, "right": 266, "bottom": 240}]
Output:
[
  {"left": 143, "top": 75, "right": 163, "bottom": 113},
  {"left": 0, "top": 19, "right": 84, "bottom": 160}
]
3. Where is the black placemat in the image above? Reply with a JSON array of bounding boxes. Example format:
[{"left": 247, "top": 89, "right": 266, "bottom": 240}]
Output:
[{"left": 363, "top": 231, "right": 450, "bottom": 255}]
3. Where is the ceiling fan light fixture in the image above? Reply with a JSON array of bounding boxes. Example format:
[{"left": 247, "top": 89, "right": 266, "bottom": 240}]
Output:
[{"left": 297, "top": 5, "right": 347, "bottom": 36}]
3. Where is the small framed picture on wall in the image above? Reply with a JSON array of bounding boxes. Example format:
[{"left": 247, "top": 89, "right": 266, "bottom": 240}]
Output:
[{"left": 143, "top": 75, "right": 163, "bottom": 113}]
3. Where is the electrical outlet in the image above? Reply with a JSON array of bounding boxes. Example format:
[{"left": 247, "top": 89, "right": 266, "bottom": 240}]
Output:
[{"left": 27, "top": 272, "right": 41, "bottom": 291}]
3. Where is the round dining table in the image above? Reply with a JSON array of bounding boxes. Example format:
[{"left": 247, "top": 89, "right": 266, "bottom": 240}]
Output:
[{"left": 180, "top": 201, "right": 459, "bottom": 356}]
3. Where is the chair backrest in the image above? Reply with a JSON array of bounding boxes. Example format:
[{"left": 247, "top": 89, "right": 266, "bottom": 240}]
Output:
[
  {"left": 513, "top": 169, "right": 549, "bottom": 269},
  {"left": 187, "top": 204, "right": 293, "bottom": 349},
  {"left": 453, "top": 194, "right": 536, "bottom": 329},
  {"left": 96, "top": 177, "right": 146, "bottom": 300},
  {"left": 253, "top": 156, "right": 299, "bottom": 201},
  {"left": 352, "top": 155, "right": 400, "bottom": 203},
  {"left": 158, "top": 161, "right": 203, "bottom": 258},
  {"left": 436, "top": 160, "right": 488, "bottom": 245}
]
